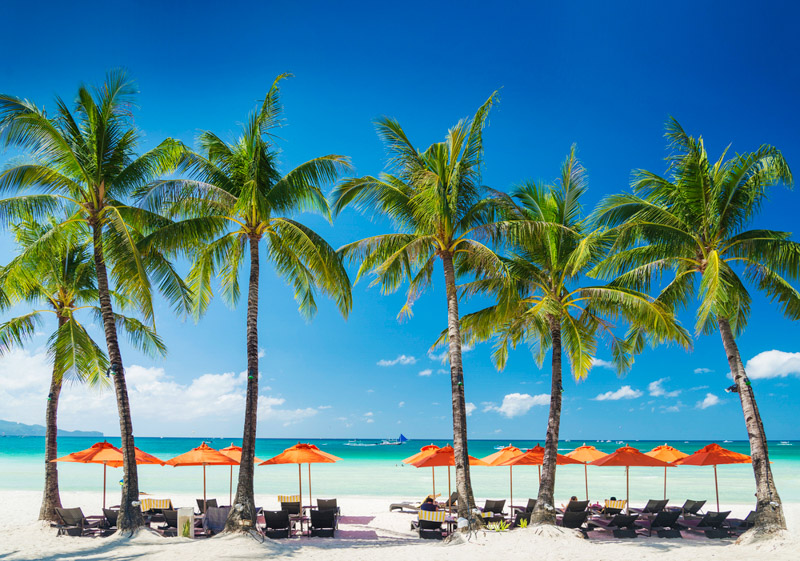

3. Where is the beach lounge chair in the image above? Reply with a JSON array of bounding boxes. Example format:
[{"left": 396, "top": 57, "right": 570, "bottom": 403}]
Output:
[
  {"left": 317, "top": 499, "right": 340, "bottom": 528},
  {"left": 511, "top": 511, "right": 531, "bottom": 529},
  {"left": 54, "top": 507, "right": 104, "bottom": 537},
  {"left": 600, "top": 499, "right": 627, "bottom": 515},
  {"left": 263, "top": 510, "right": 292, "bottom": 539},
  {"left": 203, "top": 506, "right": 232, "bottom": 536},
  {"left": 390, "top": 495, "right": 438, "bottom": 513},
  {"left": 310, "top": 509, "right": 336, "bottom": 537},
  {"left": 102, "top": 508, "right": 118, "bottom": 532},
  {"left": 441, "top": 492, "right": 458, "bottom": 509},
  {"left": 557, "top": 510, "right": 590, "bottom": 537},
  {"left": 679, "top": 510, "right": 731, "bottom": 538},
  {"left": 417, "top": 510, "right": 447, "bottom": 540},
  {"left": 196, "top": 498, "right": 218, "bottom": 514},
  {"left": 591, "top": 513, "right": 639, "bottom": 538},
  {"left": 635, "top": 510, "right": 681, "bottom": 537},
  {"left": 140, "top": 498, "right": 173, "bottom": 515},
  {"left": 158, "top": 509, "right": 179, "bottom": 537},
  {"left": 562, "top": 499, "right": 589, "bottom": 513},
  {"left": 512, "top": 498, "right": 537, "bottom": 514},
  {"left": 279, "top": 495, "right": 303, "bottom": 516},
  {"left": 726, "top": 510, "right": 755, "bottom": 536},
  {"left": 668, "top": 499, "right": 706, "bottom": 517},
  {"left": 630, "top": 499, "right": 669, "bottom": 514},
  {"left": 481, "top": 499, "right": 506, "bottom": 522}
]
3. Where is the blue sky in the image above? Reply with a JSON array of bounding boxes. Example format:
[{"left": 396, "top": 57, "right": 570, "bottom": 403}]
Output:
[{"left": 1, "top": 1, "right": 799, "bottom": 440}]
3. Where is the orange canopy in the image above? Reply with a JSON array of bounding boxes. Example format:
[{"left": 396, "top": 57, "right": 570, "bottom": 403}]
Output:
[
  {"left": 259, "top": 443, "right": 342, "bottom": 465},
  {"left": 52, "top": 441, "right": 165, "bottom": 467},
  {"left": 566, "top": 445, "right": 608, "bottom": 463},
  {"left": 481, "top": 446, "right": 522, "bottom": 466},
  {"left": 499, "top": 444, "right": 583, "bottom": 466},
  {"left": 220, "top": 444, "right": 263, "bottom": 464},
  {"left": 672, "top": 443, "right": 751, "bottom": 466},
  {"left": 402, "top": 444, "right": 440, "bottom": 465},
  {"left": 166, "top": 443, "right": 239, "bottom": 466},
  {"left": 645, "top": 444, "right": 688, "bottom": 463},
  {"left": 589, "top": 445, "right": 669, "bottom": 467},
  {"left": 409, "top": 445, "right": 487, "bottom": 468}
]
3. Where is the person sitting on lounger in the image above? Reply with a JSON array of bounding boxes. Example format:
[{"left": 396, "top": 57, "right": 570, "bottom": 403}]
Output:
[
  {"left": 560, "top": 496, "right": 579, "bottom": 510},
  {"left": 420, "top": 497, "right": 438, "bottom": 512}
]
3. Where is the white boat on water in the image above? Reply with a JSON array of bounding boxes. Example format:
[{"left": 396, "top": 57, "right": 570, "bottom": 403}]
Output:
[
  {"left": 378, "top": 434, "right": 409, "bottom": 446},
  {"left": 343, "top": 440, "right": 377, "bottom": 447},
  {"left": 494, "top": 443, "right": 513, "bottom": 450}
]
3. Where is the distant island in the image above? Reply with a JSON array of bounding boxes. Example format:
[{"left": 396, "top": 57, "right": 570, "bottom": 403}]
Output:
[{"left": 0, "top": 420, "right": 102, "bottom": 437}]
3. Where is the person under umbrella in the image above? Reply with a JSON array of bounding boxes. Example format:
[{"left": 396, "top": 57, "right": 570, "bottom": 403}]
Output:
[
  {"left": 672, "top": 443, "right": 751, "bottom": 511},
  {"left": 565, "top": 444, "right": 607, "bottom": 501},
  {"left": 409, "top": 445, "right": 487, "bottom": 513},
  {"left": 645, "top": 444, "right": 688, "bottom": 501},
  {"left": 52, "top": 441, "right": 165, "bottom": 508},
  {"left": 166, "top": 443, "right": 238, "bottom": 514},
  {"left": 589, "top": 445, "right": 668, "bottom": 514}
]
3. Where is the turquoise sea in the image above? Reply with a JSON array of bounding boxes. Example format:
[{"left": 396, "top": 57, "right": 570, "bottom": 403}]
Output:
[{"left": 1, "top": 437, "right": 798, "bottom": 507}]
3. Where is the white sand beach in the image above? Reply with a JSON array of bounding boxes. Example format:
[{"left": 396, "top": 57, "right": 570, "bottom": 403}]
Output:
[{"left": 0, "top": 491, "right": 797, "bottom": 561}]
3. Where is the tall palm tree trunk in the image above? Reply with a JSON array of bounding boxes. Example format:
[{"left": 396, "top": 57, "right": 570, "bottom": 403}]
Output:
[
  {"left": 38, "top": 315, "right": 67, "bottom": 522},
  {"left": 532, "top": 315, "right": 562, "bottom": 525},
  {"left": 718, "top": 318, "right": 785, "bottom": 532},
  {"left": 225, "top": 235, "right": 260, "bottom": 532},
  {"left": 441, "top": 251, "right": 476, "bottom": 522},
  {"left": 91, "top": 222, "right": 143, "bottom": 533}
]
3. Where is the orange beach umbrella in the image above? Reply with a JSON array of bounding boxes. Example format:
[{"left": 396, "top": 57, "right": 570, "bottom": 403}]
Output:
[
  {"left": 645, "top": 444, "right": 688, "bottom": 500},
  {"left": 410, "top": 445, "right": 487, "bottom": 511},
  {"left": 260, "top": 443, "right": 342, "bottom": 507},
  {"left": 672, "top": 443, "right": 751, "bottom": 511},
  {"left": 500, "top": 444, "right": 582, "bottom": 499},
  {"left": 589, "top": 445, "right": 668, "bottom": 513},
  {"left": 220, "top": 444, "right": 263, "bottom": 506},
  {"left": 402, "top": 445, "right": 440, "bottom": 497},
  {"left": 565, "top": 444, "right": 608, "bottom": 500},
  {"left": 166, "top": 443, "right": 238, "bottom": 512},
  {"left": 481, "top": 446, "right": 523, "bottom": 512},
  {"left": 52, "top": 441, "right": 165, "bottom": 508}
]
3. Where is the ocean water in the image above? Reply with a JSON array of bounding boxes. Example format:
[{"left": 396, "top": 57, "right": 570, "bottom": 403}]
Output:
[{"left": 1, "top": 437, "right": 798, "bottom": 509}]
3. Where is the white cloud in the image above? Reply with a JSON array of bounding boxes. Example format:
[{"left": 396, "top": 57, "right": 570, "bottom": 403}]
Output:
[
  {"left": 364, "top": 412, "right": 373, "bottom": 417},
  {"left": 697, "top": 393, "right": 720, "bottom": 409},
  {"left": 377, "top": 354, "right": 417, "bottom": 366},
  {"left": 745, "top": 350, "right": 800, "bottom": 379},
  {"left": 487, "top": 393, "right": 549, "bottom": 418},
  {"left": 398, "top": 401, "right": 405, "bottom": 408},
  {"left": 418, "top": 369, "right": 433, "bottom": 377},
  {"left": 427, "top": 346, "right": 472, "bottom": 363},
  {"left": 258, "top": 348, "right": 266, "bottom": 359},
  {"left": 590, "top": 358, "right": 615, "bottom": 370},
  {"left": 317, "top": 405, "right": 332, "bottom": 410},
  {"left": 593, "top": 386, "right": 643, "bottom": 401},
  {"left": 648, "top": 378, "right": 681, "bottom": 398},
  {"left": 694, "top": 367, "right": 713, "bottom": 374},
  {"left": 465, "top": 402, "right": 476, "bottom": 416},
  {"left": 689, "top": 385, "right": 709, "bottom": 391}
]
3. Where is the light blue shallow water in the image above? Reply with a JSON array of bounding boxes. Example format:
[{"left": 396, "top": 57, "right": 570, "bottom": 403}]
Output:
[{"left": 1, "top": 437, "right": 798, "bottom": 507}]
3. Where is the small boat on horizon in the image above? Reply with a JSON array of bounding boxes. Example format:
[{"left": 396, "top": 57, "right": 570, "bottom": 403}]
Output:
[{"left": 378, "top": 434, "right": 409, "bottom": 446}]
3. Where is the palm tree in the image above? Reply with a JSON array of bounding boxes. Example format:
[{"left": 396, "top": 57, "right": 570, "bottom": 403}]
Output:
[
  {"left": 454, "top": 147, "right": 690, "bottom": 524},
  {"left": 137, "top": 74, "right": 352, "bottom": 532},
  {"left": 0, "top": 71, "right": 189, "bottom": 532},
  {"left": 0, "top": 217, "right": 165, "bottom": 522},
  {"left": 332, "top": 93, "right": 507, "bottom": 523},
  {"left": 594, "top": 118, "right": 797, "bottom": 532}
]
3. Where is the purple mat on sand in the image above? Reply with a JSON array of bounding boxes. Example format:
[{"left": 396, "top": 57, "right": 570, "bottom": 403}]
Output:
[
  {"left": 337, "top": 529, "right": 379, "bottom": 540},
  {"left": 339, "top": 516, "right": 375, "bottom": 525}
]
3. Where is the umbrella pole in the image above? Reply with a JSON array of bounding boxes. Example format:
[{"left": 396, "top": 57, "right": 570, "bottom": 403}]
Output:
[
  {"left": 663, "top": 465, "right": 667, "bottom": 501},
  {"left": 298, "top": 464, "right": 302, "bottom": 508},
  {"left": 447, "top": 466, "right": 452, "bottom": 515},
  {"left": 308, "top": 463, "right": 312, "bottom": 507},
  {"left": 584, "top": 464, "right": 588, "bottom": 501},
  {"left": 432, "top": 467, "right": 436, "bottom": 498},
  {"left": 203, "top": 464, "right": 207, "bottom": 514},
  {"left": 229, "top": 465, "right": 233, "bottom": 506},
  {"left": 626, "top": 466, "right": 630, "bottom": 515},
  {"left": 537, "top": 465, "right": 541, "bottom": 484},
  {"left": 714, "top": 465, "right": 720, "bottom": 511},
  {"left": 103, "top": 463, "right": 107, "bottom": 510},
  {"left": 509, "top": 466, "right": 513, "bottom": 514}
]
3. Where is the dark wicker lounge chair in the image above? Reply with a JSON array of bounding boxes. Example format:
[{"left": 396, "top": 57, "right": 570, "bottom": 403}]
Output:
[
  {"left": 196, "top": 498, "right": 218, "bottom": 514},
  {"left": 668, "top": 499, "right": 706, "bottom": 517},
  {"left": 102, "top": 508, "right": 118, "bottom": 532},
  {"left": 159, "top": 509, "right": 179, "bottom": 537},
  {"left": 557, "top": 510, "right": 590, "bottom": 537},
  {"left": 680, "top": 510, "right": 731, "bottom": 538},
  {"left": 310, "top": 509, "right": 336, "bottom": 537},
  {"left": 591, "top": 513, "right": 639, "bottom": 538},
  {"left": 417, "top": 510, "right": 447, "bottom": 540},
  {"left": 511, "top": 511, "right": 531, "bottom": 528},
  {"left": 635, "top": 510, "right": 681, "bottom": 537},
  {"left": 631, "top": 499, "right": 669, "bottom": 514},
  {"left": 54, "top": 507, "right": 105, "bottom": 537},
  {"left": 726, "top": 510, "right": 755, "bottom": 535},
  {"left": 512, "top": 498, "right": 537, "bottom": 514},
  {"left": 203, "top": 506, "right": 231, "bottom": 536},
  {"left": 263, "top": 510, "right": 292, "bottom": 539}
]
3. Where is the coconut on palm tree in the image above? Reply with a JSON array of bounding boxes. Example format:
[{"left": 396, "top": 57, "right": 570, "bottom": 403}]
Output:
[
  {"left": 137, "top": 74, "right": 352, "bottom": 532},
  {"left": 332, "top": 93, "right": 508, "bottom": 522},
  {"left": 0, "top": 71, "right": 190, "bottom": 532},
  {"left": 454, "top": 147, "right": 689, "bottom": 524},
  {"left": 0, "top": 217, "right": 165, "bottom": 522},
  {"left": 594, "top": 118, "right": 797, "bottom": 532}
]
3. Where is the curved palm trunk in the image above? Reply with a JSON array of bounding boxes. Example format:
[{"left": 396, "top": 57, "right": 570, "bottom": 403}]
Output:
[
  {"left": 225, "top": 235, "right": 260, "bottom": 532},
  {"left": 532, "top": 315, "right": 562, "bottom": 525},
  {"left": 718, "top": 318, "right": 785, "bottom": 532},
  {"left": 441, "top": 251, "right": 476, "bottom": 523},
  {"left": 38, "top": 316, "right": 66, "bottom": 522},
  {"left": 91, "top": 223, "right": 143, "bottom": 533}
]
